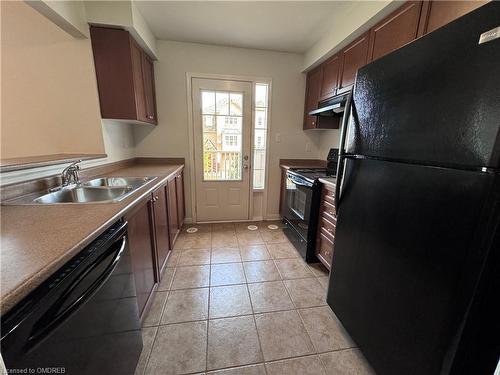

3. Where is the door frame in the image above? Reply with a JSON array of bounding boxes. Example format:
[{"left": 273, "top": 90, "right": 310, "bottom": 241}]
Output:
[{"left": 186, "top": 72, "right": 273, "bottom": 223}]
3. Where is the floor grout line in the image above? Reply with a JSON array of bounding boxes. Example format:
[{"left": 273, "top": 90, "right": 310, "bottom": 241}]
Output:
[
  {"left": 141, "top": 224, "right": 338, "bottom": 374},
  {"left": 243, "top": 265, "right": 269, "bottom": 375},
  {"left": 205, "top": 244, "right": 212, "bottom": 373}
]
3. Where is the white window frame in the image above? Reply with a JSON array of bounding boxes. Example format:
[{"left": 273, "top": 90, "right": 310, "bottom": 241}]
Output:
[{"left": 252, "top": 83, "right": 270, "bottom": 191}]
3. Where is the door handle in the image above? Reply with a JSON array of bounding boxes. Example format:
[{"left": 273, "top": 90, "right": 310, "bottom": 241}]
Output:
[{"left": 243, "top": 164, "right": 249, "bottom": 170}]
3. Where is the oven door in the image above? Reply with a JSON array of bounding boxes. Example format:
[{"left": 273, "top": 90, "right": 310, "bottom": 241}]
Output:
[{"left": 284, "top": 172, "right": 313, "bottom": 239}]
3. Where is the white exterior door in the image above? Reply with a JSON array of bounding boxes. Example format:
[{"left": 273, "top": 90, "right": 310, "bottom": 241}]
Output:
[{"left": 192, "top": 78, "right": 252, "bottom": 222}]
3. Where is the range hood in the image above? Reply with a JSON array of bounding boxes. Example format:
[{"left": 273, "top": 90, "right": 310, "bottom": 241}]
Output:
[{"left": 308, "top": 92, "right": 349, "bottom": 117}]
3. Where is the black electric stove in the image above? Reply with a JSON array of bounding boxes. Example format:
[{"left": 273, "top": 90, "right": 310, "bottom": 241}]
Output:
[{"left": 282, "top": 149, "right": 338, "bottom": 262}]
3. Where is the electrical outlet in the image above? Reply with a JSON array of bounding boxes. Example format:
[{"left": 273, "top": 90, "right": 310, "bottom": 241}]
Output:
[{"left": 275, "top": 133, "right": 281, "bottom": 143}]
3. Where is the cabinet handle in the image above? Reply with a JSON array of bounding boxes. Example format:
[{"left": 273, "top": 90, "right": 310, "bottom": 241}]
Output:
[
  {"left": 327, "top": 228, "right": 334, "bottom": 233},
  {"left": 328, "top": 211, "right": 335, "bottom": 216},
  {"left": 147, "top": 115, "right": 154, "bottom": 120}
]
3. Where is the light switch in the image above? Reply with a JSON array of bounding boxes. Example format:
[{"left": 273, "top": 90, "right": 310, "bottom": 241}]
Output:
[
  {"left": 275, "top": 133, "right": 281, "bottom": 143},
  {"left": 305, "top": 142, "right": 311, "bottom": 152}
]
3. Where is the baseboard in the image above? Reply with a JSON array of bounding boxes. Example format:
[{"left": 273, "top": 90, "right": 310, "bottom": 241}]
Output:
[
  {"left": 264, "top": 213, "right": 281, "bottom": 221},
  {"left": 185, "top": 215, "right": 281, "bottom": 224}
]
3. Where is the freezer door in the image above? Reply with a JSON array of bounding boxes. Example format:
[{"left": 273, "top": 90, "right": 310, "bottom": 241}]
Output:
[
  {"left": 327, "top": 157, "right": 497, "bottom": 375},
  {"left": 347, "top": 2, "right": 500, "bottom": 169}
]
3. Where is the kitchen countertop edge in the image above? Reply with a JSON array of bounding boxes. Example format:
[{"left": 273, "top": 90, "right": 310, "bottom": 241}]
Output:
[{"left": 0, "top": 163, "right": 184, "bottom": 315}]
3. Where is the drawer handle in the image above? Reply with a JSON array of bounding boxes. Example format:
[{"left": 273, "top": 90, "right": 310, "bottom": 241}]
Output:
[
  {"left": 328, "top": 211, "right": 335, "bottom": 215},
  {"left": 327, "top": 228, "right": 334, "bottom": 233}
]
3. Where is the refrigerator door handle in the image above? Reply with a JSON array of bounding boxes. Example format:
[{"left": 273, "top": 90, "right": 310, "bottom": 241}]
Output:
[{"left": 335, "top": 87, "right": 353, "bottom": 215}]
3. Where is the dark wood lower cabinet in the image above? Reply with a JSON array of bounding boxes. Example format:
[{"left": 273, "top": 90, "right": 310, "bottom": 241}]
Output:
[
  {"left": 125, "top": 168, "right": 185, "bottom": 319},
  {"left": 315, "top": 183, "right": 336, "bottom": 270},
  {"left": 166, "top": 177, "right": 180, "bottom": 248},
  {"left": 125, "top": 196, "right": 157, "bottom": 321},
  {"left": 152, "top": 183, "right": 170, "bottom": 277},
  {"left": 175, "top": 172, "right": 185, "bottom": 228}
]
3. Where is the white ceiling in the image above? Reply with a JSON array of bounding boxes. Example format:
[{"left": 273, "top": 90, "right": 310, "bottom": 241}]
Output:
[{"left": 135, "top": 1, "right": 355, "bottom": 53}]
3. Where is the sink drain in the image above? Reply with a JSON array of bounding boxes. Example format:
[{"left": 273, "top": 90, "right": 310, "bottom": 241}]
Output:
[
  {"left": 247, "top": 225, "right": 258, "bottom": 231},
  {"left": 186, "top": 227, "right": 198, "bottom": 233}
]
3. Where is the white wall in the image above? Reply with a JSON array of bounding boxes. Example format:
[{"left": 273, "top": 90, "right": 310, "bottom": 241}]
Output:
[
  {"left": 101, "top": 120, "right": 136, "bottom": 163},
  {"left": 318, "top": 130, "right": 340, "bottom": 161},
  {"left": 84, "top": 0, "right": 158, "bottom": 59},
  {"left": 1, "top": 1, "right": 105, "bottom": 159},
  {"left": 302, "top": 1, "right": 399, "bottom": 71},
  {"left": 26, "top": 0, "right": 89, "bottom": 38},
  {"left": 134, "top": 40, "right": 323, "bottom": 221}
]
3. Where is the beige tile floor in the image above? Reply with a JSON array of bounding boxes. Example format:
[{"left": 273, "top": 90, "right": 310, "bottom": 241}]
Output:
[{"left": 135, "top": 221, "right": 376, "bottom": 375}]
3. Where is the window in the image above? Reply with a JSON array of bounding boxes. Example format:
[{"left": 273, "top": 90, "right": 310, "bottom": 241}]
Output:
[
  {"left": 225, "top": 116, "right": 239, "bottom": 126},
  {"left": 201, "top": 90, "right": 243, "bottom": 181},
  {"left": 225, "top": 135, "right": 238, "bottom": 146},
  {"left": 253, "top": 83, "right": 269, "bottom": 189}
]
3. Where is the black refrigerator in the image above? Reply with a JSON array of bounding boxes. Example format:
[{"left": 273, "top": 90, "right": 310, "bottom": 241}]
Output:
[{"left": 327, "top": 3, "right": 500, "bottom": 375}]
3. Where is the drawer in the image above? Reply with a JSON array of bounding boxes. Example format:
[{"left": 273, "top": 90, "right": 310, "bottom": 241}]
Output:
[
  {"left": 317, "top": 232, "right": 334, "bottom": 269},
  {"left": 321, "top": 188, "right": 335, "bottom": 205},
  {"left": 321, "top": 200, "right": 336, "bottom": 222},
  {"left": 319, "top": 216, "right": 336, "bottom": 242}
]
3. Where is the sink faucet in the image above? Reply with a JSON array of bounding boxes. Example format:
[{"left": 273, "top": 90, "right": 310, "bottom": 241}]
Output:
[{"left": 61, "top": 160, "right": 82, "bottom": 187}]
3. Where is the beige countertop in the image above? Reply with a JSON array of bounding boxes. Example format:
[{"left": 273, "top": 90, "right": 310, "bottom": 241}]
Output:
[
  {"left": 279, "top": 158, "right": 327, "bottom": 170},
  {"left": 319, "top": 177, "right": 337, "bottom": 187},
  {"left": 0, "top": 162, "right": 183, "bottom": 314}
]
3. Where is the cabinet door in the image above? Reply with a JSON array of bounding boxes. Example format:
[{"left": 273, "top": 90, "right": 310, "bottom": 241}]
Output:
[
  {"left": 130, "top": 38, "right": 148, "bottom": 122},
  {"left": 279, "top": 169, "right": 287, "bottom": 217},
  {"left": 141, "top": 52, "right": 158, "bottom": 124},
  {"left": 423, "top": 0, "right": 487, "bottom": 34},
  {"left": 368, "top": 1, "right": 423, "bottom": 62},
  {"left": 175, "top": 172, "right": 185, "bottom": 229},
  {"left": 152, "top": 184, "right": 170, "bottom": 275},
  {"left": 166, "top": 178, "right": 180, "bottom": 248},
  {"left": 303, "top": 66, "right": 322, "bottom": 129},
  {"left": 339, "top": 32, "right": 369, "bottom": 91},
  {"left": 90, "top": 27, "right": 136, "bottom": 120},
  {"left": 319, "top": 54, "right": 341, "bottom": 100},
  {"left": 126, "top": 198, "right": 156, "bottom": 319}
]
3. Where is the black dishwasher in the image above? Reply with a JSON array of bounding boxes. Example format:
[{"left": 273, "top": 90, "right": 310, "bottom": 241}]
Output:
[{"left": 1, "top": 220, "right": 143, "bottom": 375}]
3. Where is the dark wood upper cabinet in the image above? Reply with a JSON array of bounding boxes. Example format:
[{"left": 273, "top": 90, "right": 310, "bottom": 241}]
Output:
[
  {"left": 303, "top": 66, "right": 323, "bottom": 129},
  {"left": 319, "top": 53, "right": 341, "bottom": 100},
  {"left": 90, "top": 26, "right": 157, "bottom": 125},
  {"left": 175, "top": 172, "right": 185, "bottom": 229},
  {"left": 152, "top": 183, "right": 170, "bottom": 276},
  {"left": 142, "top": 53, "right": 157, "bottom": 123},
  {"left": 126, "top": 196, "right": 157, "bottom": 320},
  {"left": 421, "top": 0, "right": 488, "bottom": 34},
  {"left": 338, "top": 32, "right": 369, "bottom": 92},
  {"left": 368, "top": 1, "right": 423, "bottom": 62},
  {"left": 301, "top": 0, "right": 487, "bottom": 131}
]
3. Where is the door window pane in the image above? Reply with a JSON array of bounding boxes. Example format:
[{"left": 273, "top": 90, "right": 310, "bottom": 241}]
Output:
[
  {"left": 255, "top": 84, "right": 268, "bottom": 108},
  {"left": 202, "top": 91, "right": 215, "bottom": 114},
  {"left": 253, "top": 83, "right": 269, "bottom": 189},
  {"left": 255, "top": 108, "right": 267, "bottom": 129},
  {"left": 230, "top": 93, "right": 243, "bottom": 115},
  {"left": 215, "top": 92, "right": 229, "bottom": 115},
  {"left": 201, "top": 90, "right": 243, "bottom": 181}
]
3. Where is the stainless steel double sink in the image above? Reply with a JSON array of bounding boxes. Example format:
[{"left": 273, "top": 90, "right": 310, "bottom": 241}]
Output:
[{"left": 4, "top": 177, "right": 157, "bottom": 205}]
